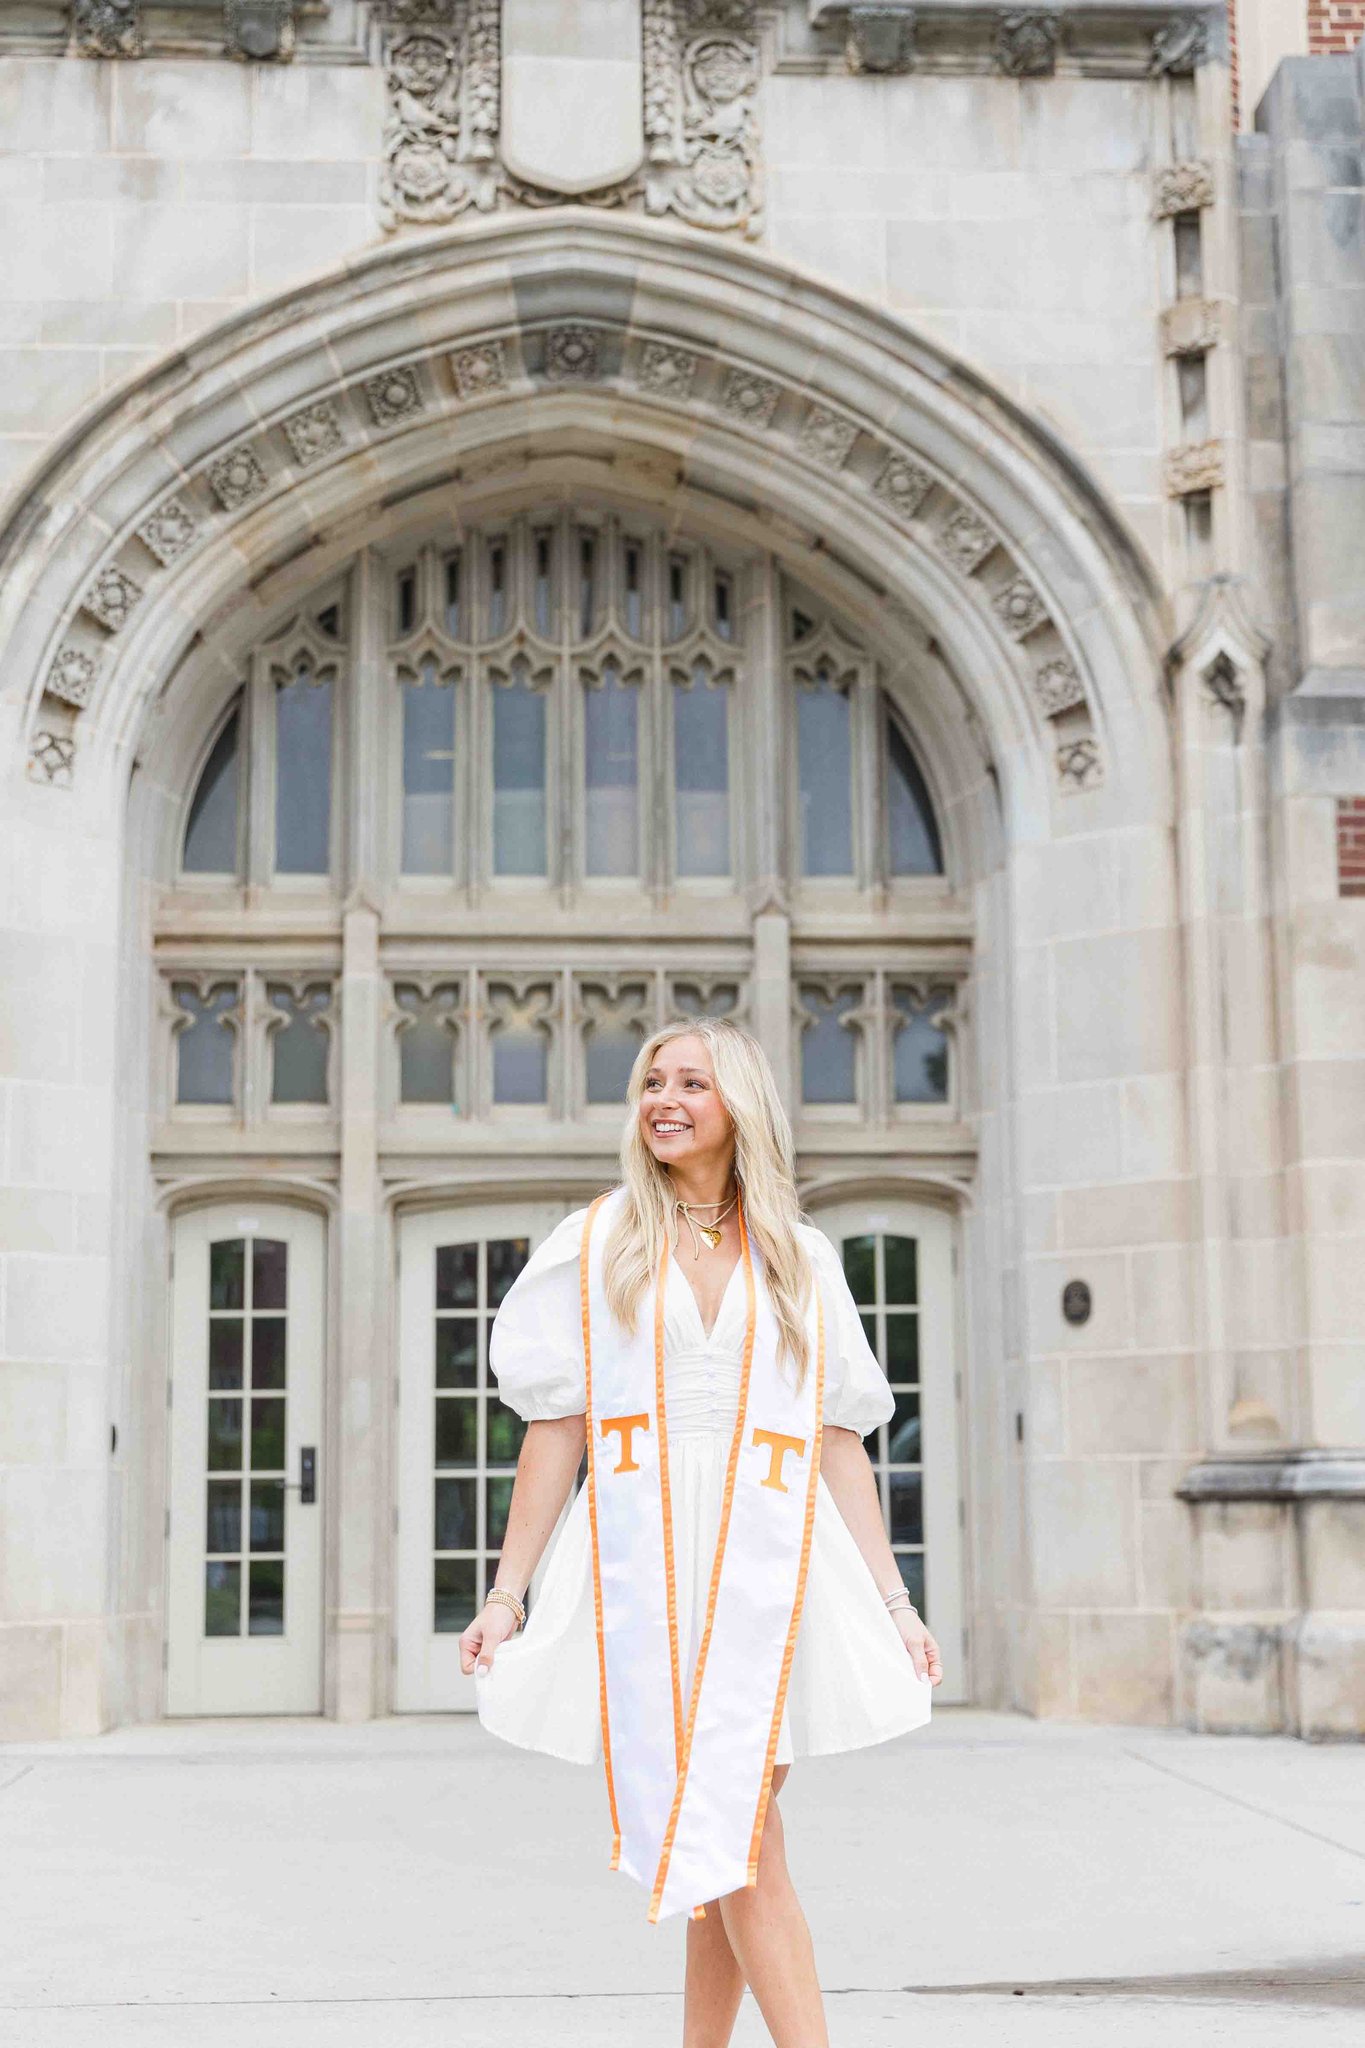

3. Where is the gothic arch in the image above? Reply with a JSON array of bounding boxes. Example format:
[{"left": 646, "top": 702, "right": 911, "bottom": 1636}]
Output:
[{"left": 2, "top": 209, "right": 1170, "bottom": 842}]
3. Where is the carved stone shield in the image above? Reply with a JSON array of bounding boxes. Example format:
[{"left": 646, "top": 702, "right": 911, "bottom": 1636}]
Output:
[{"left": 501, "top": 0, "right": 645, "bottom": 196}]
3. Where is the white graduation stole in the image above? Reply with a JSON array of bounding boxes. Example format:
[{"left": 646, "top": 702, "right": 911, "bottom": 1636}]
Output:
[{"left": 580, "top": 1187, "right": 824, "bottom": 1924}]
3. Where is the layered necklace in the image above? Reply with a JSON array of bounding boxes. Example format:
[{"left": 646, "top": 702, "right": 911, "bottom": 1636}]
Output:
[{"left": 672, "top": 1188, "right": 739, "bottom": 1260}]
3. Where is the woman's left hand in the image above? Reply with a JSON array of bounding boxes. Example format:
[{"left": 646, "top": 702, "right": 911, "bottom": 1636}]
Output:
[{"left": 891, "top": 1606, "right": 943, "bottom": 1685}]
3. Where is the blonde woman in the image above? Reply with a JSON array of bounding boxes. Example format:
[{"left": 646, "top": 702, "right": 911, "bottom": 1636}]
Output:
[{"left": 461, "top": 1016, "right": 941, "bottom": 2048}]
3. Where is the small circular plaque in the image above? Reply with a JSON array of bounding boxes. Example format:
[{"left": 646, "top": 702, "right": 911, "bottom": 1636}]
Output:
[{"left": 1062, "top": 1279, "right": 1092, "bottom": 1327}]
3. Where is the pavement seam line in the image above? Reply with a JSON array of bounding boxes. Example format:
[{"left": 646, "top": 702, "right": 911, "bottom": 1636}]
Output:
[{"left": 1123, "top": 1745, "right": 1365, "bottom": 1866}]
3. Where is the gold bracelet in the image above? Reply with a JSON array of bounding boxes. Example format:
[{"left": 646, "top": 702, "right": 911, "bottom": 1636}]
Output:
[{"left": 485, "top": 1586, "right": 526, "bottom": 1631}]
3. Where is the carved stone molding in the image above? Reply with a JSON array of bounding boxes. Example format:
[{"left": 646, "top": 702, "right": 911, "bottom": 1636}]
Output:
[
  {"left": 81, "top": 564, "right": 142, "bottom": 634},
  {"left": 992, "top": 575, "right": 1048, "bottom": 639},
  {"left": 797, "top": 406, "right": 859, "bottom": 470},
  {"left": 1149, "top": 13, "right": 1208, "bottom": 76},
  {"left": 207, "top": 445, "right": 269, "bottom": 511},
  {"left": 1165, "top": 438, "right": 1224, "bottom": 497},
  {"left": 1161, "top": 296, "right": 1220, "bottom": 357},
  {"left": 845, "top": 5, "right": 917, "bottom": 74},
  {"left": 70, "top": 0, "right": 142, "bottom": 58},
  {"left": 995, "top": 11, "right": 1059, "bottom": 79},
  {"left": 27, "top": 731, "right": 76, "bottom": 787},
  {"left": 938, "top": 508, "right": 996, "bottom": 575},
  {"left": 638, "top": 341, "right": 699, "bottom": 398},
  {"left": 381, "top": 1, "right": 762, "bottom": 238},
  {"left": 872, "top": 454, "right": 934, "bottom": 522},
  {"left": 451, "top": 340, "right": 510, "bottom": 398},
  {"left": 137, "top": 498, "right": 198, "bottom": 567},
  {"left": 224, "top": 0, "right": 298, "bottom": 61},
  {"left": 544, "top": 326, "right": 601, "bottom": 381},
  {"left": 720, "top": 367, "right": 781, "bottom": 428},
  {"left": 46, "top": 646, "right": 99, "bottom": 709},
  {"left": 363, "top": 364, "right": 426, "bottom": 426},
  {"left": 1034, "top": 656, "right": 1085, "bottom": 717},
  {"left": 1152, "top": 160, "right": 1213, "bottom": 218},
  {"left": 281, "top": 400, "right": 344, "bottom": 467},
  {"left": 1056, "top": 734, "right": 1103, "bottom": 791}
]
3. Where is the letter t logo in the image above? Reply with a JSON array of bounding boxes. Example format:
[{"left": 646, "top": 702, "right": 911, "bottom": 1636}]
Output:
[
  {"left": 751, "top": 1427, "right": 807, "bottom": 1493},
  {"left": 601, "top": 1412, "right": 650, "bottom": 1474}
]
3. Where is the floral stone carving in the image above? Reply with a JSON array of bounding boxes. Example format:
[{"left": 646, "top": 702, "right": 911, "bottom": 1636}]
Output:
[
  {"left": 719, "top": 368, "right": 781, "bottom": 429},
  {"left": 544, "top": 327, "right": 601, "bottom": 381},
  {"left": 798, "top": 407, "right": 859, "bottom": 470},
  {"left": 224, "top": 1, "right": 298, "bottom": 61},
  {"left": 872, "top": 454, "right": 934, "bottom": 522},
  {"left": 1149, "top": 15, "right": 1209, "bottom": 76},
  {"left": 1152, "top": 160, "right": 1214, "bottom": 219},
  {"left": 1034, "top": 658, "right": 1085, "bottom": 717},
  {"left": 451, "top": 341, "right": 509, "bottom": 399},
  {"left": 71, "top": 1, "right": 142, "bottom": 58},
  {"left": 995, "top": 11, "right": 1059, "bottom": 78},
  {"left": 28, "top": 731, "right": 76, "bottom": 788},
  {"left": 46, "top": 647, "right": 100, "bottom": 710},
  {"left": 137, "top": 498, "right": 198, "bottom": 567},
  {"left": 207, "top": 446, "right": 269, "bottom": 511},
  {"left": 938, "top": 509, "right": 996, "bottom": 575},
  {"left": 81, "top": 565, "right": 143, "bottom": 634},
  {"left": 1164, "top": 440, "right": 1224, "bottom": 497},
  {"left": 363, "top": 365, "right": 426, "bottom": 426},
  {"left": 992, "top": 575, "right": 1048, "bottom": 640},
  {"left": 281, "top": 401, "right": 344, "bottom": 467},
  {"left": 639, "top": 342, "right": 700, "bottom": 398},
  {"left": 1057, "top": 735, "right": 1103, "bottom": 791}
]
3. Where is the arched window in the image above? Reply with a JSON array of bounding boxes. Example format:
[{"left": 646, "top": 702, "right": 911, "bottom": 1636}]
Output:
[
  {"left": 886, "top": 712, "right": 943, "bottom": 876},
  {"left": 183, "top": 698, "right": 242, "bottom": 876}
]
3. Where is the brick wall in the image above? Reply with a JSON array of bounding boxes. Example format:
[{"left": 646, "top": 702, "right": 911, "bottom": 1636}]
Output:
[
  {"left": 1308, "top": 0, "right": 1365, "bottom": 53},
  {"left": 1338, "top": 799, "right": 1365, "bottom": 897}
]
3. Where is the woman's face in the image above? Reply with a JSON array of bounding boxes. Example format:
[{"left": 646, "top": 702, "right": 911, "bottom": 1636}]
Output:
[{"left": 638, "top": 1033, "right": 733, "bottom": 1173}]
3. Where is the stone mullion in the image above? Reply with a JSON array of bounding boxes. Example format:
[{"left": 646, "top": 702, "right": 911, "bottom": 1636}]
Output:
[
  {"left": 245, "top": 652, "right": 274, "bottom": 889},
  {"left": 749, "top": 551, "right": 783, "bottom": 899},
  {"left": 347, "top": 551, "right": 387, "bottom": 897}
]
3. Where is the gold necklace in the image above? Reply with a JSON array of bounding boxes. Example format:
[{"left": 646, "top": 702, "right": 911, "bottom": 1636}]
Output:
[{"left": 674, "top": 1192, "right": 739, "bottom": 1259}]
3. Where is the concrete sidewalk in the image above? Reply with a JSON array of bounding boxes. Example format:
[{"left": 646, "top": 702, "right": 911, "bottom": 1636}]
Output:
[{"left": 0, "top": 1710, "right": 1361, "bottom": 2045}]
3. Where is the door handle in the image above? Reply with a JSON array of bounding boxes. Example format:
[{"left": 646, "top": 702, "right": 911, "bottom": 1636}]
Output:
[{"left": 282, "top": 1446, "right": 317, "bottom": 1505}]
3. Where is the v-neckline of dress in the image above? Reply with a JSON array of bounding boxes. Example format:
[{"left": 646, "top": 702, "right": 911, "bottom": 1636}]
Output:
[{"left": 667, "top": 1243, "right": 744, "bottom": 1345}]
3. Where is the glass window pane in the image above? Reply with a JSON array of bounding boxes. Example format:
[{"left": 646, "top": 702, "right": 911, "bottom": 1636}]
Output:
[
  {"left": 884, "top": 1235, "right": 918, "bottom": 1306},
  {"left": 210, "top": 1239, "right": 246, "bottom": 1311},
  {"left": 486, "top": 1475, "right": 515, "bottom": 1548},
  {"left": 585, "top": 1019, "right": 645, "bottom": 1106},
  {"left": 893, "top": 1551, "right": 926, "bottom": 1615},
  {"left": 842, "top": 1234, "right": 875, "bottom": 1305},
  {"left": 487, "top": 1238, "right": 529, "bottom": 1308},
  {"left": 435, "top": 1396, "right": 478, "bottom": 1467},
  {"left": 674, "top": 670, "right": 730, "bottom": 877},
  {"left": 434, "top": 1557, "right": 478, "bottom": 1634},
  {"left": 252, "top": 1239, "right": 287, "bottom": 1311},
  {"left": 889, "top": 1471, "right": 923, "bottom": 1545},
  {"left": 886, "top": 717, "right": 943, "bottom": 876},
  {"left": 205, "top": 1480, "right": 241, "bottom": 1554},
  {"left": 207, "top": 1398, "right": 243, "bottom": 1473},
  {"left": 250, "top": 1480, "right": 285, "bottom": 1553},
  {"left": 435, "top": 1318, "right": 478, "bottom": 1389},
  {"left": 268, "top": 985, "right": 330, "bottom": 1106},
  {"left": 892, "top": 991, "right": 950, "bottom": 1105},
  {"left": 208, "top": 1320, "right": 243, "bottom": 1391},
  {"left": 396, "top": 567, "right": 417, "bottom": 636},
  {"left": 248, "top": 1559, "right": 285, "bottom": 1635},
  {"left": 444, "top": 553, "right": 462, "bottom": 638},
  {"left": 251, "top": 1317, "right": 286, "bottom": 1391},
  {"left": 533, "top": 534, "right": 553, "bottom": 637},
  {"left": 486, "top": 1400, "right": 527, "bottom": 1468},
  {"left": 885, "top": 1313, "right": 919, "bottom": 1380},
  {"left": 402, "top": 674, "right": 455, "bottom": 875},
  {"left": 435, "top": 1243, "right": 478, "bottom": 1309},
  {"left": 797, "top": 672, "right": 853, "bottom": 876},
  {"left": 584, "top": 665, "right": 639, "bottom": 877},
  {"left": 205, "top": 1560, "right": 241, "bottom": 1637},
  {"left": 434, "top": 1476, "right": 477, "bottom": 1551},
  {"left": 489, "top": 990, "right": 550, "bottom": 1105},
  {"left": 578, "top": 533, "right": 596, "bottom": 638},
  {"left": 492, "top": 670, "right": 547, "bottom": 876},
  {"left": 274, "top": 672, "right": 333, "bottom": 876},
  {"left": 174, "top": 984, "right": 238, "bottom": 1107},
  {"left": 859, "top": 1310, "right": 877, "bottom": 1353},
  {"left": 667, "top": 554, "right": 688, "bottom": 639},
  {"left": 623, "top": 542, "right": 643, "bottom": 638},
  {"left": 889, "top": 1390, "right": 921, "bottom": 1463},
  {"left": 250, "top": 1397, "right": 287, "bottom": 1472},
  {"left": 487, "top": 542, "right": 507, "bottom": 638},
  {"left": 799, "top": 986, "right": 858, "bottom": 1104},
  {"left": 396, "top": 985, "right": 459, "bottom": 1106},
  {"left": 183, "top": 705, "right": 240, "bottom": 875}
]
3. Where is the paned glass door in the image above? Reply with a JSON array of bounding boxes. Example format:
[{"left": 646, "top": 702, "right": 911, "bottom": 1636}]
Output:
[
  {"left": 395, "top": 1201, "right": 573, "bottom": 1710},
  {"left": 166, "top": 1202, "right": 324, "bottom": 1714},
  {"left": 812, "top": 1197, "right": 965, "bottom": 1701}
]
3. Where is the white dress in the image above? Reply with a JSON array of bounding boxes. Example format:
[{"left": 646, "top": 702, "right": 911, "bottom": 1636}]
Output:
[{"left": 480, "top": 1216, "right": 927, "bottom": 1766}]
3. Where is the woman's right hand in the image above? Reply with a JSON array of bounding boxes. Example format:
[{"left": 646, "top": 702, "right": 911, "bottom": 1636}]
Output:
[{"left": 459, "top": 1599, "right": 520, "bottom": 1677}]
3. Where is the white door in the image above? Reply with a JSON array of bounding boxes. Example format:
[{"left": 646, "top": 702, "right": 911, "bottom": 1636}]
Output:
[
  {"left": 395, "top": 1201, "right": 574, "bottom": 1712},
  {"left": 166, "top": 1203, "right": 325, "bottom": 1715},
  {"left": 810, "top": 1197, "right": 967, "bottom": 1702}
]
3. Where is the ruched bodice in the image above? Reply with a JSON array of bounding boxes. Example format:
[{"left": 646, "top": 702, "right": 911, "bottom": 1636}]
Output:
[{"left": 660, "top": 1252, "right": 748, "bottom": 1438}]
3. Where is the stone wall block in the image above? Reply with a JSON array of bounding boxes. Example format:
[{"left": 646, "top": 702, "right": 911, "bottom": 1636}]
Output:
[
  {"left": 1302, "top": 1499, "right": 1365, "bottom": 1609},
  {"left": 1029, "top": 1460, "right": 1139, "bottom": 1607},
  {"left": 0, "top": 1623, "right": 63, "bottom": 1741},
  {"left": 1067, "top": 1355, "right": 1196, "bottom": 1456},
  {"left": 1295, "top": 1615, "right": 1365, "bottom": 1739},
  {"left": 111, "top": 205, "right": 252, "bottom": 303},
  {"left": 1179, "top": 1615, "right": 1293, "bottom": 1734},
  {"left": 111, "top": 59, "right": 253, "bottom": 159},
  {"left": 1019, "top": 1083, "right": 1123, "bottom": 1188},
  {"left": 1073, "top": 1611, "right": 1175, "bottom": 1724},
  {"left": 1196, "top": 1501, "right": 1295, "bottom": 1611},
  {"left": 0, "top": 59, "right": 110, "bottom": 158}
]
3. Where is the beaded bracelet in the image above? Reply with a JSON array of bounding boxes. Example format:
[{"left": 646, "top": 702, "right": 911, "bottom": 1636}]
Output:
[{"left": 485, "top": 1586, "right": 526, "bottom": 1631}]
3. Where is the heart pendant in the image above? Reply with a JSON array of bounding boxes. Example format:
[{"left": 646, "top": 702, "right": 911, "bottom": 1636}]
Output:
[{"left": 698, "top": 1225, "right": 723, "bottom": 1251}]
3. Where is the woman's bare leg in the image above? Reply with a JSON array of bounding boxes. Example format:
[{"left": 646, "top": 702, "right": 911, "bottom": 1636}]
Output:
[
  {"left": 716, "top": 1765, "right": 829, "bottom": 2048},
  {"left": 683, "top": 1897, "right": 747, "bottom": 2048}
]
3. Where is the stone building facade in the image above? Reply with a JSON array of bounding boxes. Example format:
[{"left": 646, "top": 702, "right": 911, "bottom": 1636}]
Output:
[{"left": 0, "top": 1, "right": 1361, "bottom": 1742}]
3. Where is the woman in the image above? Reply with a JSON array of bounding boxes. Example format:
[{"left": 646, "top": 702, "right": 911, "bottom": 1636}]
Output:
[{"left": 460, "top": 1016, "right": 942, "bottom": 2047}]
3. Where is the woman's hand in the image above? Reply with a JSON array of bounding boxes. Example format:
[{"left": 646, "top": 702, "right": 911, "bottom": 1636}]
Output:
[
  {"left": 891, "top": 1605, "right": 943, "bottom": 1685},
  {"left": 459, "top": 1599, "right": 520, "bottom": 1677}
]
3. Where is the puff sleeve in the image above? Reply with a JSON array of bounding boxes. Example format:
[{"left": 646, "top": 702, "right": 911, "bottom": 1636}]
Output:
[
  {"left": 802, "top": 1224, "right": 895, "bottom": 1439},
  {"left": 487, "top": 1207, "right": 591, "bottom": 1422}
]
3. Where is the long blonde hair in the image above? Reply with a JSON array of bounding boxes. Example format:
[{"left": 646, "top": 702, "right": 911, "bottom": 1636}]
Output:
[{"left": 603, "top": 1016, "right": 814, "bottom": 1386}]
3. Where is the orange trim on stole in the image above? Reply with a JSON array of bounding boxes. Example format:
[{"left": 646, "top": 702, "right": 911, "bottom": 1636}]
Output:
[
  {"left": 579, "top": 1193, "right": 622, "bottom": 1871},
  {"left": 745, "top": 1290, "right": 825, "bottom": 1885},
  {"left": 653, "top": 1241, "right": 685, "bottom": 1776},
  {"left": 647, "top": 1197, "right": 759, "bottom": 1925}
]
